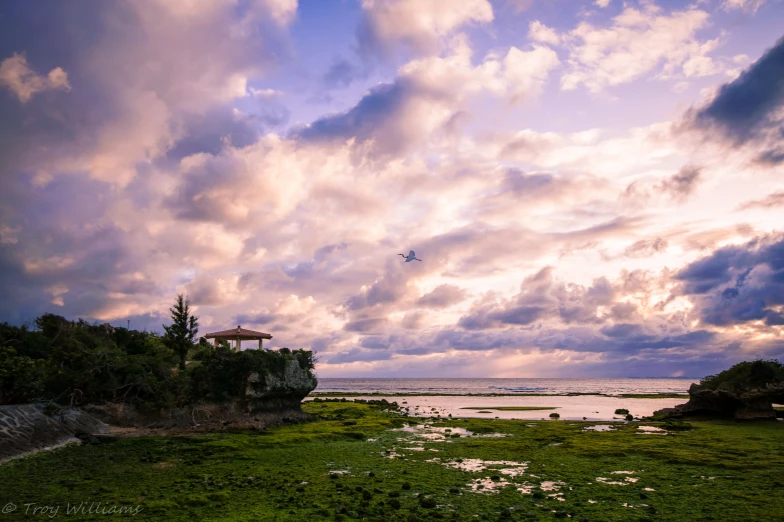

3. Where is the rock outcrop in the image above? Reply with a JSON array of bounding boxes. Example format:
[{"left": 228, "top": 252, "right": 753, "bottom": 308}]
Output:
[
  {"left": 0, "top": 404, "right": 109, "bottom": 462},
  {"left": 655, "top": 381, "right": 784, "bottom": 421},
  {"left": 246, "top": 358, "right": 319, "bottom": 410}
]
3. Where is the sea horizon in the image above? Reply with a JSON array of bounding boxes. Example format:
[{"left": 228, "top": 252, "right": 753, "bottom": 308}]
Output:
[{"left": 314, "top": 377, "right": 697, "bottom": 396}]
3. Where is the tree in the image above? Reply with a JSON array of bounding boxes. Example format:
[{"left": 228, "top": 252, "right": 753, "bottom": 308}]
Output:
[{"left": 162, "top": 294, "right": 199, "bottom": 370}]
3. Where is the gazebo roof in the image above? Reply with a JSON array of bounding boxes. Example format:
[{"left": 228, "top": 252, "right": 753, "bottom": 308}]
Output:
[{"left": 204, "top": 325, "right": 272, "bottom": 340}]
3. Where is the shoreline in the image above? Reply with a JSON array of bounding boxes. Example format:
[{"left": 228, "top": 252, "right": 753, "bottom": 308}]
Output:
[{"left": 310, "top": 392, "right": 689, "bottom": 399}]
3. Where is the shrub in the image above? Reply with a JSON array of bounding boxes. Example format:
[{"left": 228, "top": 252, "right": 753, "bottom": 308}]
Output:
[
  {"left": 700, "top": 359, "right": 784, "bottom": 393},
  {"left": 615, "top": 408, "right": 629, "bottom": 415},
  {"left": 549, "top": 413, "right": 560, "bottom": 419},
  {"left": 625, "top": 414, "right": 634, "bottom": 421}
]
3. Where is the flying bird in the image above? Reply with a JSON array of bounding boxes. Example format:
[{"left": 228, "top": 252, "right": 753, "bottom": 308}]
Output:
[{"left": 399, "top": 250, "right": 422, "bottom": 262}]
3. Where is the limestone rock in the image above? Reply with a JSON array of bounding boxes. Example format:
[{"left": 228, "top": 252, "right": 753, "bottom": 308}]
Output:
[{"left": 246, "top": 359, "right": 318, "bottom": 411}]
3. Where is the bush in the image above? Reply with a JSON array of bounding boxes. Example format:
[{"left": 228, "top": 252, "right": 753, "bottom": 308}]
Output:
[
  {"left": 549, "top": 413, "right": 560, "bottom": 419},
  {"left": 0, "top": 312, "right": 317, "bottom": 411},
  {"left": 615, "top": 408, "right": 629, "bottom": 415},
  {"left": 700, "top": 359, "right": 784, "bottom": 393}
]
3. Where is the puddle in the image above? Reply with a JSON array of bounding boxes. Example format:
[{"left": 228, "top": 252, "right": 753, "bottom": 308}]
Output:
[
  {"left": 583, "top": 425, "right": 615, "bottom": 432},
  {"left": 467, "top": 477, "right": 512, "bottom": 493},
  {"left": 366, "top": 438, "right": 377, "bottom": 442},
  {"left": 588, "top": 499, "right": 597, "bottom": 504},
  {"left": 433, "top": 458, "right": 528, "bottom": 474},
  {"left": 643, "top": 487, "right": 655, "bottom": 491},
  {"left": 540, "top": 481, "right": 565, "bottom": 491},
  {"left": 637, "top": 426, "right": 666, "bottom": 434},
  {"left": 611, "top": 471, "right": 635, "bottom": 474},
  {"left": 402, "top": 447, "right": 425, "bottom": 451},
  {"left": 329, "top": 470, "right": 350, "bottom": 475},
  {"left": 596, "top": 476, "right": 638, "bottom": 485}
]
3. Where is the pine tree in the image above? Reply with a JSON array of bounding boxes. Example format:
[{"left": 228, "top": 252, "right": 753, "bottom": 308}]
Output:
[{"left": 162, "top": 294, "right": 199, "bottom": 370}]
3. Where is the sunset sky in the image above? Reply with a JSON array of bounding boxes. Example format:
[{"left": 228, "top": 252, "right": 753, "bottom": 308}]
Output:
[{"left": 1, "top": 0, "right": 782, "bottom": 378}]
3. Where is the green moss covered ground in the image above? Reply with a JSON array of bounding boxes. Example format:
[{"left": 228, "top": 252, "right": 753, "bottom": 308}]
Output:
[{"left": 1, "top": 401, "right": 782, "bottom": 521}]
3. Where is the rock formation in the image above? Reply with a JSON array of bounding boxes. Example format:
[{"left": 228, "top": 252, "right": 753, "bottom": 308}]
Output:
[
  {"left": 0, "top": 404, "right": 109, "bottom": 462},
  {"left": 654, "top": 361, "right": 784, "bottom": 420}
]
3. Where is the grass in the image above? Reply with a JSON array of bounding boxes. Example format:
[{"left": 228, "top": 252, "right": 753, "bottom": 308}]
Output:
[
  {"left": 1, "top": 400, "right": 782, "bottom": 521},
  {"left": 460, "top": 407, "right": 558, "bottom": 411}
]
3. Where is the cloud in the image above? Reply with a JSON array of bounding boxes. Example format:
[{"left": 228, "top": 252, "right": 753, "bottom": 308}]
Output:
[
  {"left": 358, "top": 0, "right": 493, "bottom": 58},
  {"left": 344, "top": 316, "right": 389, "bottom": 332},
  {"left": 560, "top": 5, "right": 722, "bottom": 92},
  {"left": 417, "top": 284, "right": 468, "bottom": 308},
  {"left": 722, "top": 0, "right": 767, "bottom": 13},
  {"left": 672, "top": 233, "right": 784, "bottom": 327},
  {"left": 298, "top": 37, "right": 559, "bottom": 155},
  {"left": 624, "top": 237, "right": 668, "bottom": 258},
  {"left": 688, "top": 36, "right": 784, "bottom": 164},
  {"left": 737, "top": 191, "right": 784, "bottom": 210},
  {"left": 622, "top": 165, "right": 703, "bottom": 205},
  {"left": 528, "top": 21, "right": 560, "bottom": 46},
  {"left": 0, "top": 53, "right": 70, "bottom": 103}
]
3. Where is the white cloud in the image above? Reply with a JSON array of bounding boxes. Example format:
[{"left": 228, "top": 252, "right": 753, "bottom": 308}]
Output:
[
  {"left": 722, "top": 0, "right": 766, "bottom": 12},
  {"left": 560, "top": 5, "right": 723, "bottom": 92},
  {"left": 0, "top": 54, "right": 70, "bottom": 103},
  {"left": 361, "top": 0, "right": 493, "bottom": 55},
  {"left": 528, "top": 21, "right": 561, "bottom": 46},
  {"left": 596, "top": 0, "right": 611, "bottom": 7}
]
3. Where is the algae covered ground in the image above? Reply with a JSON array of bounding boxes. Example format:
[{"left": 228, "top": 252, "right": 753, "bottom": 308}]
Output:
[{"left": 1, "top": 401, "right": 782, "bottom": 522}]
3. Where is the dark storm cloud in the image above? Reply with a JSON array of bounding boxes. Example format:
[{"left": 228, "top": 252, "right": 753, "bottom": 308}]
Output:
[
  {"left": 674, "top": 233, "right": 784, "bottom": 327},
  {"left": 689, "top": 36, "right": 784, "bottom": 163},
  {"left": 416, "top": 284, "right": 467, "bottom": 309}
]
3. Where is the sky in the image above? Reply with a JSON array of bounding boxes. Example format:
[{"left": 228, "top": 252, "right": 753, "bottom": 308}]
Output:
[{"left": 0, "top": 0, "right": 782, "bottom": 379}]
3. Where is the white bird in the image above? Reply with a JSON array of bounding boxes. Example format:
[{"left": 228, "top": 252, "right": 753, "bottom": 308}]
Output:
[{"left": 399, "top": 250, "right": 422, "bottom": 262}]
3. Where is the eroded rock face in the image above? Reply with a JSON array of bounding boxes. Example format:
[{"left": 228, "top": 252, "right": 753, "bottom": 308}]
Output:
[
  {"left": 655, "top": 381, "right": 784, "bottom": 420},
  {"left": 0, "top": 404, "right": 109, "bottom": 462},
  {"left": 246, "top": 359, "right": 318, "bottom": 411}
]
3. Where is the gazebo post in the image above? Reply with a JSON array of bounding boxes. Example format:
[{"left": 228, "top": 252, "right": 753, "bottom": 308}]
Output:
[{"left": 258, "top": 338, "right": 263, "bottom": 350}]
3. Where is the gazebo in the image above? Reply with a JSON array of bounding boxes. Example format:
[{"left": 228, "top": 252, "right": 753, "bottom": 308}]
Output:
[{"left": 204, "top": 325, "right": 272, "bottom": 351}]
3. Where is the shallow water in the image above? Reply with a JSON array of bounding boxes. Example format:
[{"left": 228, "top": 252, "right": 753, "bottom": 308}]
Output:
[{"left": 312, "top": 395, "right": 686, "bottom": 421}]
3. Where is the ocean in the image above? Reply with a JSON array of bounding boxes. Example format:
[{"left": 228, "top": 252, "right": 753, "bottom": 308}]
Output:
[
  {"left": 310, "top": 378, "right": 696, "bottom": 421},
  {"left": 313, "top": 378, "right": 695, "bottom": 395}
]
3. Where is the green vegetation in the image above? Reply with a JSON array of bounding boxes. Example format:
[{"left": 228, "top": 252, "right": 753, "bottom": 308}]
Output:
[
  {"left": 162, "top": 294, "right": 200, "bottom": 371},
  {"left": 460, "top": 407, "right": 558, "bottom": 411},
  {"left": 699, "top": 359, "right": 784, "bottom": 393},
  {"left": 0, "top": 309, "right": 315, "bottom": 410},
  {"left": 1, "top": 400, "right": 782, "bottom": 521}
]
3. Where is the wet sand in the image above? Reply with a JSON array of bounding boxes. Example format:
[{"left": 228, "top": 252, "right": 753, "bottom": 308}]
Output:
[{"left": 306, "top": 394, "right": 686, "bottom": 421}]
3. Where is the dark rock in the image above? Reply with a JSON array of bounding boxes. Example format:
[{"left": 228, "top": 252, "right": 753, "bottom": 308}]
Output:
[{"left": 653, "top": 361, "right": 784, "bottom": 420}]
